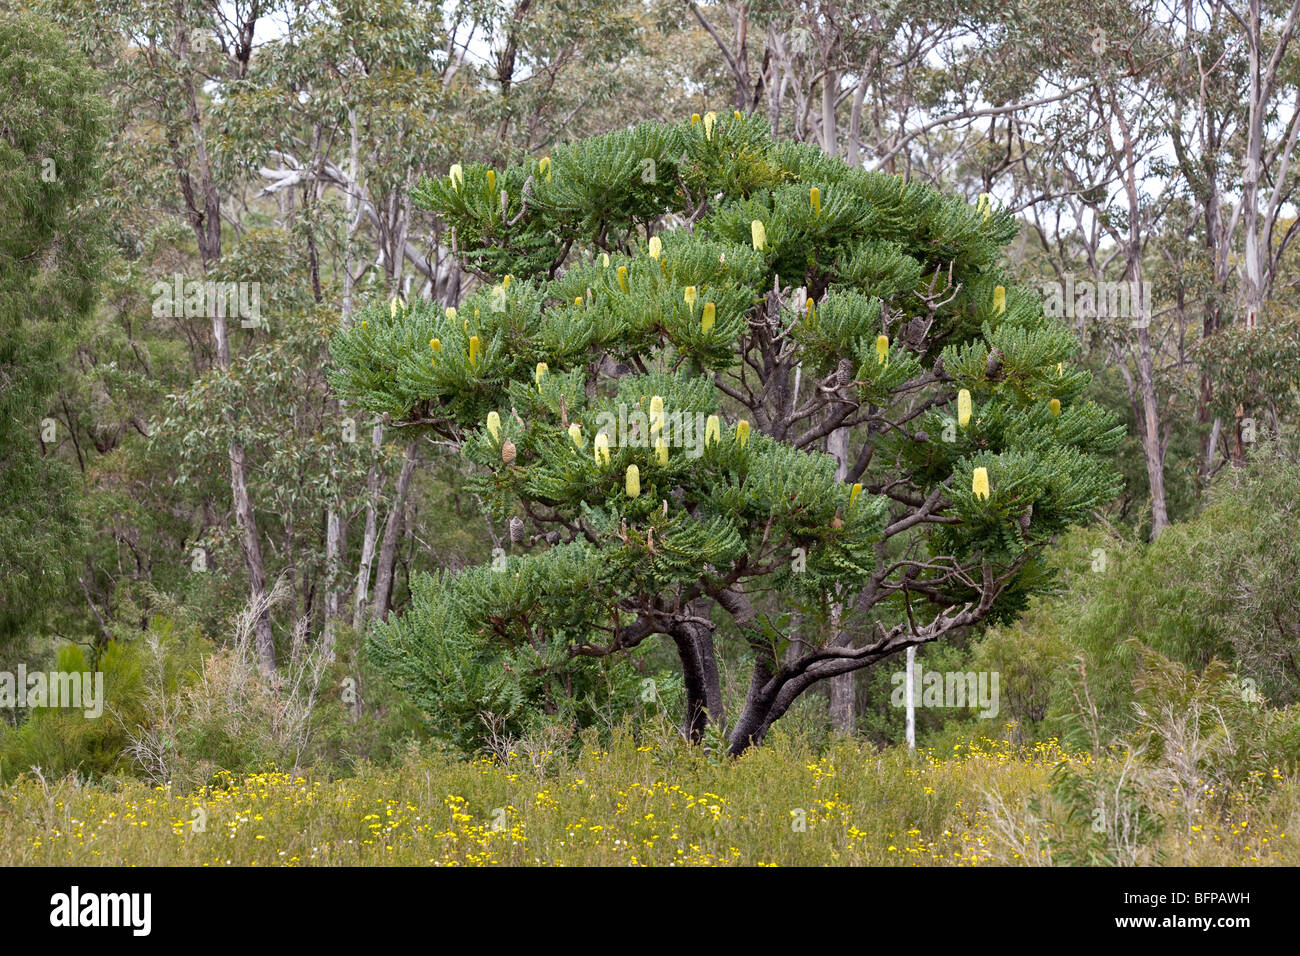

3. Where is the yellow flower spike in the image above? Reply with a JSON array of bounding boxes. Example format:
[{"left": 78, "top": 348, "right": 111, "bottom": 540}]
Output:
[
  {"left": 649, "top": 395, "right": 664, "bottom": 432},
  {"left": 736, "top": 419, "right": 750, "bottom": 448},
  {"left": 972, "top": 467, "right": 990, "bottom": 500},
  {"left": 574, "top": 296, "right": 582, "bottom": 306},
  {"left": 701, "top": 302, "right": 716, "bottom": 333},
  {"left": 601, "top": 252, "right": 610, "bottom": 268},
  {"left": 957, "top": 388, "right": 972, "bottom": 428},
  {"left": 807, "top": 299, "right": 816, "bottom": 324},
  {"left": 429, "top": 337, "right": 442, "bottom": 352},
  {"left": 503, "top": 274, "right": 512, "bottom": 289},
  {"left": 733, "top": 109, "right": 742, "bottom": 120},
  {"left": 449, "top": 163, "right": 464, "bottom": 189},
  {"left": 535, "top": 362, "right": 548, "bottom": 390},
  {"left": 810, "top": 186, "right": 821, "bottom": 218},
  {"left": 648, "top": 236, "right": 662, "bottom": 260},
  {"left": 568, "top": 423, "right": 584, "bottom": 449},
  {"left": 486, "top": 169, "right": 495, "bottom": 193},
  {"left": 993, "top": 285, "right": 1006, "bottom": 315},
  {"left": 691, "top": 113, "right": 701, "bottom": 125},
  {"left": 538, "top": 156, "right": 551, "bottom": 181},
  {"left": 446, "top": 306, "right": 457, "bottom": 322},
  {"left": 684, "top": 286, "right": 697, "bottom": 310},
  {"left": 849, "top": 482, "right": 862, "bottom": 504},
  {"left": 654, "top": 437, "right": 668, "bottom": 466},
  {"left": 1050, "top": 398, "right": 1061, "bottom": 416},
  {"left": 390, "top": 296, "right": 399, "bottom": 317},
  {"left": 469, "top": 335, "right": 481, "bottom": 367},
  {"left": 594, "top": 431, "right": 611, "bottom": 466},
  {"left": 703, "top": 111, "right": 717, "bottom": 140},
  {"left": 977, "top": 193, "right": 991, "bottom": 219},
  {"left": 360, "top": 320, "right": 367, "bottom": 329},
  {"left": 626, "top": 465, "right": 640, "bottom": 498},
  {"left": 1057, "top": 361, "right": 1064, "bottom": 378},
  {"left": 617, "top": 265, "right": 629, "bottom": 293},
  {"left": 486, "top": 411, "right": 501, "bottom": 441},
  {"left": 751, "top": 220, "right": 767, "bottom": 251},
  {"left": 876, "top": 334, "right": 890, "bottom": 366},
  {"left": 705, "top": 414, "right": 720, "bottom": 447}
]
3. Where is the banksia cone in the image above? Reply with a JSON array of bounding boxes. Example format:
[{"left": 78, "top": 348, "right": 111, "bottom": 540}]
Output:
[
  {"left": 649, "top": 395, "right": 664, "bottom": 433},
  {"left": 684, "top": 286, "right": 697, "bottom": 310},
  {"left": 486, "top": 411, "right": 501, "bottom": 440},
  {"left": 654, "top": 438, "right": 668, "bottom": 466},
  {"left": 568, "top": 423, "right": 583, "bottom": 449},
  {"left": 501, "top": 439, "right": 516, "bottom": 464},
  {"left": 449, "top": 163, "right": 463, "bottom": 189},
  {"left": 469, "top": 335, "right": 481, "bottom": 366},
  {"left": 876, "top": 334, "right": 890, "bottom": 365},
  {"left": 807, "top": 299, "right": 816, "bottom": 324},
  {"left": 648, "top": 236, "right": 662, "bottom": 260},
  {"left": 703, "top": 111, "right": 717, "bottom": 139},
  {"left": 849, "top": 482, "right": 862, "bottom": 504},
  {"left": 736, "top": 419, "right": 750, "bottom": 448},
  {"left": 751, "top": 220, "right": 766, "bottom": 251},
  {"left": 1050, "top": 398, "right": 1061, "bottom": 416},
  {"left": 429, "top": 338, "right": 442, "bottom": 353},
  {"left": 705, "top": 414, "right": 720, "bottom": 446},
  {"left": 446, "top": 306, "right": 457, "bottom": 322},
  {"left": 702, "top": 302, "right": 715, "bottom": 332},
  {"left": 958, "top": 388, "right": 972, "bottom": 428},
  {"left": 486, "top": 169, "right": 495, "bottom": 193},
  {"left": 594, "top": 431, "right": 611, "bottom": 466},
  {"left": 626, "top": 465, "right": 640, "bottom": 498},
  {"left": 977, "top": 193, "right": 991, "bottom": 219},
  {"left": 617, "top": 266, "right": 629, "bottom": 293},
  {"left": 601, "top": 252, "right": 610, "bottom": 268},
  {"left": 538, "top": 156, "right": 551, "bottom": 181},
  {"left": 508, "top": 516, "right": 524, "bottom": 543},
  {"left": 390, "top": 296, "right": 399, "bottom": 317},
  {"left": 691, "top": 113, "right": 701, "bottom": 125},
  {"left": 993, "top": 285, "right": 1006, "bottom": 315},
  {"left": 810, "top": 187, "right": 821, "bottom": 218},
  {"left": 972, "top": 467, "right": 990, "bottom": 500},
  {"left": 535, "top": 362, "right": 548, "bottom": 390}
]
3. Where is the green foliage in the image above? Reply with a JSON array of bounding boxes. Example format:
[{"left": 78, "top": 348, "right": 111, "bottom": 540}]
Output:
[
  {"left": 0, "top": 11, "right": 106, "bottom": 640},
  {"left": 369, "top": 549, "right": 659, "bottom": 752},
  {"left": 337, "top": 115, "right": 1123, "bottom": 748}
]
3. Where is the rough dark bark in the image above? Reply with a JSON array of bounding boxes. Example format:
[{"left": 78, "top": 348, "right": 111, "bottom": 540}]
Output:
[{"left": 668, "top": 598, "right": 724, "bottom": 742}]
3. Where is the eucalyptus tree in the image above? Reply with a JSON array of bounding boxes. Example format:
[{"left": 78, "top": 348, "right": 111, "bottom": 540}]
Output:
[{"left": 0, "top": 11, "right": 106, "bottom": 643}]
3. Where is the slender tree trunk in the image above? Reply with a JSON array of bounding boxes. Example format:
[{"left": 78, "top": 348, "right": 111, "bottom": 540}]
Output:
[
  {"left": 174, "top": 33, "right": 275, "bottom": 672},
  {"left": 825, "top": 425, "right": 854, "bottom": 734},
  {"left": 352, "top": 423, "right": 383, "bottom": 628},
  {"left": 213, "top": 314, "right": 276, "bottom": 672},
  {"left": 371, "top": 440, "right": 419, "bottom": 621},
  {"left": 323, "top": 507, "right": 342, "bottom": 658}
]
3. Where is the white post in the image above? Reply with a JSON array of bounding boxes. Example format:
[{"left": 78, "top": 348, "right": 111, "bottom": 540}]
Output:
[{"left": 905, "top": 645, "right": 916, "bottom": 750}]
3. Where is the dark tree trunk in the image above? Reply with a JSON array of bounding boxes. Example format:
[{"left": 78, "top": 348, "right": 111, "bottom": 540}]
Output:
[{"left": 669, "top": 599, "right": 724, "bottom": 742}]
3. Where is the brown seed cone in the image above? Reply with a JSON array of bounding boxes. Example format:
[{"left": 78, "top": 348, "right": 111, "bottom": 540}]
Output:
[
  {"left": 508, "top": 516, "right": 525, "bottom": 543},
  {"left": 501, "top": 439, "right": 516, "bottom": 464}
]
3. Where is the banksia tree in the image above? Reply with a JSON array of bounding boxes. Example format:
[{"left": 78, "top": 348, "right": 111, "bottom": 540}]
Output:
[{"left": 330, "top": 115, "right": 1122, "bottom": 754}]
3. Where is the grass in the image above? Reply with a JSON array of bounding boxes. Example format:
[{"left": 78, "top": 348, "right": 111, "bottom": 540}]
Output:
[{"left": 3, "top": 725, "right": 1295, "bottom": 866}]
